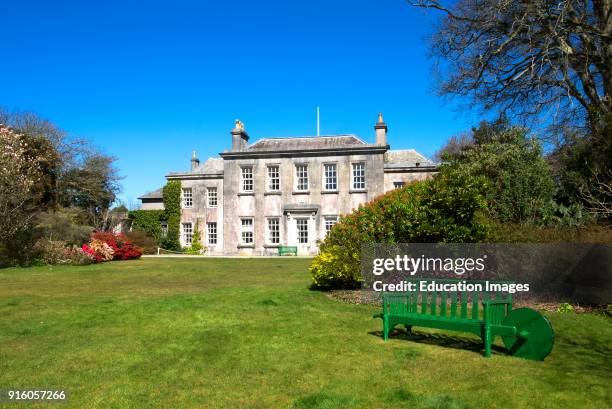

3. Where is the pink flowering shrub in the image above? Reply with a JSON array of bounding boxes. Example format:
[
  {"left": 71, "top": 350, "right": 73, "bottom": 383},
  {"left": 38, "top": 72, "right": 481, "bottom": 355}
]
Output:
[{"left": 34, "top": 239, "right": 95, "bottom": 265}]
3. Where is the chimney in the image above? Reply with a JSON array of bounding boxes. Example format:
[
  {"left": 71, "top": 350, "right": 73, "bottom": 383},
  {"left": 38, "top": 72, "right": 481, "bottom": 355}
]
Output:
[
  {"left": 190, "top": 150, "right": 200, "bottom": 170},
  {"left": 374, "top": 112, "right": 388, "bottom": 146},
  {"left": 231, "top": 119, "right": 249, "bottom": 151}
]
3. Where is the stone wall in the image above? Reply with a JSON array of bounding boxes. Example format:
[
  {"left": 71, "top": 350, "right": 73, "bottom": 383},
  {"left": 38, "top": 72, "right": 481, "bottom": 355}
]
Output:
[
  {"left": 177, "top": 176, "right": 224, "bottom": 254},
  {"left": 383, "top": 169, "right": 436, "bottom": 192}
]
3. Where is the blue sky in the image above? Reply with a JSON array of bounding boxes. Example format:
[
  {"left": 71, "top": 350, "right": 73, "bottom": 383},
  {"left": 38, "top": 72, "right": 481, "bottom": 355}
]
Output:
[{"left": 1, "top": 0, "right": 480, "bottom": 205}]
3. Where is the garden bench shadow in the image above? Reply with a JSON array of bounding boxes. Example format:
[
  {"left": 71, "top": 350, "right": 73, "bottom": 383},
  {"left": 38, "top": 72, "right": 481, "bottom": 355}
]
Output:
[{"left": 368, "top": 328, "right": 507, "bottom": 355}]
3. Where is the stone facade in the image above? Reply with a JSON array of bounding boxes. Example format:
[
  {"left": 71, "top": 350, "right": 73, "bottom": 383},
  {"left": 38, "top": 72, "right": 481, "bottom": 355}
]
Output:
[{"left": 138, "top": 114, "right": 437, "bottom": 255}]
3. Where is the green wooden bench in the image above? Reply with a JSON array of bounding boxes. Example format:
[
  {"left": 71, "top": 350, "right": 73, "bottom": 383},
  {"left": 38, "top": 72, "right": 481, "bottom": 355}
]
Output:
[
  {"left": 278, "top": 246, "right": 298, "bottom": 256},
  {"left": 373, "top": 278, "right": 554, "bottom": 360}
]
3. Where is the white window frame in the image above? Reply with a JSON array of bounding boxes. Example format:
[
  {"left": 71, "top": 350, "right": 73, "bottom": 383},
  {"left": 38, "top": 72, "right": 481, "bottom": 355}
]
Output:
[
  {"left": 207, "top": 187, "right": 218, "bottom": 207},
  {"left": 351, "top": 162, "right": 366, "bottom": 190},
  {"left": 240, "top": 218, "right": 254, "bottom": 245},
  {"left": 181, "top": 187, "right": 193, "bottom": 208},
  {"left": 206, "top": 222, "right": 217, "bottom": 245},
  {"left": 266, "top": 217, "right": 280, "bottom": 245},
  {"left": 182, "top": 222, "right": 193, "bottom": 246},
  {"left": 295, "top": 164, "right": 309, "bottom": 191},
  {"left": 160, "top": 221, "right": 168, "bottom": 238},
  {"left": 324, "top": 216, "right": 339, "bottom": 234},
  {"left": 241, "top": 166, "right": 254, "bottom": 193},
  {"left": 267, "top": 165, "right": 280, "bottom": 192},
  {"left": 296, "top": 218, "right": 309, "bottom": 244},
  {"left": 323, "top": 163, "right": 337, "bottom": 191}
]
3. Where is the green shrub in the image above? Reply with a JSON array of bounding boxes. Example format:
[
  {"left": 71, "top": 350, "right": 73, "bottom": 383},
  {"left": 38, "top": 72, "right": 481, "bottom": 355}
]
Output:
[
  {"left": 557, "top": 302, "right": 575, "bottom": 313},
  {"left": 441, "top": 124, "right": 557, "bottom": 223},
  {"left": 311, "top": 170, "right": 489, "bottom": 289},
  {"left": 35, "top": 208, "right": 93, "bottom": 246},
  {"left": 310, "top": 246, "right": 360, "bottom": 289},
  {"left": 162, "top": 180, "right": 181, "bottom": 251},
  {"left": 128, "top": 210, "right": 166, "bottom": 244}
]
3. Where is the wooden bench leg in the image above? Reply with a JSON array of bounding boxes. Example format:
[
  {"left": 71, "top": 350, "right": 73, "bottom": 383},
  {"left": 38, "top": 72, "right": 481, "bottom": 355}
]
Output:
[{"left": 483, "top": 324, "right": 492, "bottom": 358}]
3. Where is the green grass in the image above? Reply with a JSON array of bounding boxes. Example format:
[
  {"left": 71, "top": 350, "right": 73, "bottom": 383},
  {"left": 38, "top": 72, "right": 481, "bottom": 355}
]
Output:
[{"left": 0, "top": 259, "right": 610, "bottom": 409}]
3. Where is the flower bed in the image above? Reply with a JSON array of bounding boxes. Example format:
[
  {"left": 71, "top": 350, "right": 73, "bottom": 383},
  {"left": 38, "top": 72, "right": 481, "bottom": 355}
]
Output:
[{"left": 82, "top": 232, "right": 142, "bottom": 263}]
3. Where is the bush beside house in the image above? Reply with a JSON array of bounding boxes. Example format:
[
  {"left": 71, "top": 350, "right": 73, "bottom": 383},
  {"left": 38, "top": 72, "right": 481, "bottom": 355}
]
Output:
[{"left": 310, "top": 169, "right": 489, "bottom": 289}]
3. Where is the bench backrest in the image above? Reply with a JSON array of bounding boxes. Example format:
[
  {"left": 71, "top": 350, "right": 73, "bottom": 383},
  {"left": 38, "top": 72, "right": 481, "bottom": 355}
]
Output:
[
  {"left": 381, "top": 278, "right": 513, "bottom": 322},
  {"left": 279, "top": 246, "right": 298, "bottom": 255}
]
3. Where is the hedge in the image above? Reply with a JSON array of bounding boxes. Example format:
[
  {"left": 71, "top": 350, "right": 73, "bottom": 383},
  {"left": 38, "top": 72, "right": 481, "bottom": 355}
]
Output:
[{"left": 128, "top": 210, "right": 166, "bottom": 244}]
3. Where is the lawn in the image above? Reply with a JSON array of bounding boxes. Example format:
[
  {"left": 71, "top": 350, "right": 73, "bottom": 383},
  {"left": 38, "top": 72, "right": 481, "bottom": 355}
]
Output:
[{"left": 0, "top": 258, "right": 610, "bottom": 409}]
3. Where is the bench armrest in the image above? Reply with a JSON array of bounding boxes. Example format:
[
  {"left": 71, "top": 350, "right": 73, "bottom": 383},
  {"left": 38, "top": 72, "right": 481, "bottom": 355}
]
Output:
[{"left": 482, "top": 300, "right": 511, "bottom": 325}]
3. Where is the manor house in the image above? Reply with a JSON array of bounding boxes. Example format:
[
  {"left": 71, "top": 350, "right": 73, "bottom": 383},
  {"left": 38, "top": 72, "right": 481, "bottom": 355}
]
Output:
[{"left": 138, "top": 114, "right": 437, "bottom": 255}]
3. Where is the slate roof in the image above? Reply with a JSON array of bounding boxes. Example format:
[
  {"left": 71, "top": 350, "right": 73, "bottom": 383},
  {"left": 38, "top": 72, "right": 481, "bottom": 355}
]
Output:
[
  {"left": 384, "top": 149, "right": 436, "bottom": 168},
  {"left": 246, "top": 135, "right": 368, "bottom": 151},
  {"left": 137, "top": 188, "right": 164, "bottom": 200},
  {"left": 196, "top": 157, "right": 224, "bottom": 174},
  {"left": 166, "top": 157, "right": 224, "bottom": 176}
]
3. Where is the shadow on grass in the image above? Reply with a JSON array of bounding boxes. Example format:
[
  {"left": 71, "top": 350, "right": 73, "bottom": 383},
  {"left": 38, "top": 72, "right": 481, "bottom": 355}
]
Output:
[{"left": 369, "top": 327, "right": 507, "bottom": 356}]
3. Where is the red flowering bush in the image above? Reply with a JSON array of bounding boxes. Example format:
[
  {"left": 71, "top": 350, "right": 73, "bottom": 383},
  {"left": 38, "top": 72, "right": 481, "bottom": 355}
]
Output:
[
  {"left": 84, "top": 232, "right": 142, "bottom": 263},
  {"left": 91, "top": 232, "right": 142, "bottom": 260}
]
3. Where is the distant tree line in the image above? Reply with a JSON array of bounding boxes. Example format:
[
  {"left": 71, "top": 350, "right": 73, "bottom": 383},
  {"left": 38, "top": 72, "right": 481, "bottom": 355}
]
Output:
[{"left": 0, "top": 108, "right": 122, "bottom": 266}]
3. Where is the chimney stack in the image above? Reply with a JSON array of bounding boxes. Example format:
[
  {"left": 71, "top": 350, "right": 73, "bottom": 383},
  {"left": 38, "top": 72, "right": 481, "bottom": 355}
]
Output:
[
  {"left": 374, "top": 112, "right": 388, "bottom": 146},
  {"left": 190, "top": 150, "right": 200, "bottom": 170},
  {"left": 231, "top": 119, "right": 249, "bottom": 151}
]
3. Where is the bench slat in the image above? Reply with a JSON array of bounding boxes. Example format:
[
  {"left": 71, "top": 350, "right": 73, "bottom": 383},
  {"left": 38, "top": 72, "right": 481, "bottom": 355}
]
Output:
[
  {"left": 461, "top": 291, "right": 468, "bottom": 319},
  {"left": 450, "top": 291, "right": 457, "bottom": 318},
  {"left": 440, "top": 291, "right": 447, "bottom": 318},
  {"left": 471, "top": 292, "right": 479, "bottom": 320},
  {"left": 430, "top": 290, "right": 437, "bottom": 316},
  {"left": 421, "top": 291, "right": 428, "bottom": 315}
]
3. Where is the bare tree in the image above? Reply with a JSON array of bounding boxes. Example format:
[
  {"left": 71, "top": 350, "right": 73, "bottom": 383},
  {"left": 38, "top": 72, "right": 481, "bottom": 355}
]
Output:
[
  {"left": 409, "top": 1, "right": 611, "bottom": 137},
  {"left": 580, "top": 168, "right": 612, "bottom": 216},
  {"left": 434, "top": 131, "right": 474, "bottom": 161}
]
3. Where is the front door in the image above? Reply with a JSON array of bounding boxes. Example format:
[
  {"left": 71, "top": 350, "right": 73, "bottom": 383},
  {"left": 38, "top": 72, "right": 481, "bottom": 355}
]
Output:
[{"left": 288, "top": 216, "right": 311, "bottom": 255}]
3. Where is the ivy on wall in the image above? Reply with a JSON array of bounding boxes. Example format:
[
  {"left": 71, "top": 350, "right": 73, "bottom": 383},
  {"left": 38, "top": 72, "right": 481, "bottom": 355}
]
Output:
[
  {"left": 128, "top": 210, "right": 166, "bottom": 244},
  {"left": 163, "top": 180, "right": 182, "bottom": 251}
]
